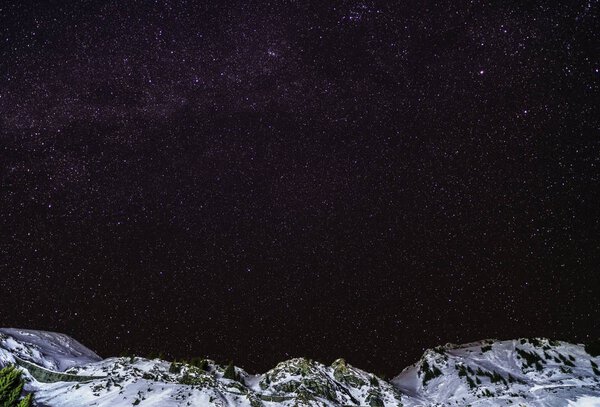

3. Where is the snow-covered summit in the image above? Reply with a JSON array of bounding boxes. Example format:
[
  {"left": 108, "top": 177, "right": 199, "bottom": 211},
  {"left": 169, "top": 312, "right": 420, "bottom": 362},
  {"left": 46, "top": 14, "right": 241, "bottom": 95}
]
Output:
[
  {"left": 0, "top": 328, "right": 101, "bottom": 371},
  {"left": 1, "top": 329, "right": 599, "bottom": 406},
  {"left": 393, "top": 338, "right": 600, "bottom": 406}
]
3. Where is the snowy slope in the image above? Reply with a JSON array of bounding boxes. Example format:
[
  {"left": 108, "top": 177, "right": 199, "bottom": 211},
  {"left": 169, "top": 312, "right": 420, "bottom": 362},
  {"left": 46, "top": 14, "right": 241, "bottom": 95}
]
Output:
[
  {"left": 25, "top": 356, "right": 404, "bottom": 407},
  {"left": 1, "top": 328, "right": 599, "bottom": 406},
  {"left": 0, "top": 328, "right": 101, "bottom": 371},
  {"left": 393, "top": 338, "right": 600, "bottom": 406}
]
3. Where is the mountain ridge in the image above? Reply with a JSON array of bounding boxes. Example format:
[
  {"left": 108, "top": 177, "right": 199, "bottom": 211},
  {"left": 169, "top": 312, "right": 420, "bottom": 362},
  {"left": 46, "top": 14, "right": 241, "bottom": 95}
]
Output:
[{"left": 1, "top": 328, "right": 599, "bottom": 406}]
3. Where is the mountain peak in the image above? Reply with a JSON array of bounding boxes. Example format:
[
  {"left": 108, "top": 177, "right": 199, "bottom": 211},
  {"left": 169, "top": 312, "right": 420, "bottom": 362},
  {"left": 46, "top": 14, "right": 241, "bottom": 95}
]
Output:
[
  {"left": 0, "top": 329, "right": 598, "bottom": 406},
  {"left": 0, "top": 328, "right": 101, "bottom": 371}
]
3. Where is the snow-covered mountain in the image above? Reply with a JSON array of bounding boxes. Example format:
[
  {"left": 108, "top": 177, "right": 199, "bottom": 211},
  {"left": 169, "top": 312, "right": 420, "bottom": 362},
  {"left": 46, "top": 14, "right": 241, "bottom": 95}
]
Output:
[
  {"left": 1, "top": 328, "right": 599, "bottom": 406},
  {"left": 393, "top": 338, "right": 600, "bottom": 406},
  {"left": 0, "top": 328, "right": 101, "bottom": 371}
]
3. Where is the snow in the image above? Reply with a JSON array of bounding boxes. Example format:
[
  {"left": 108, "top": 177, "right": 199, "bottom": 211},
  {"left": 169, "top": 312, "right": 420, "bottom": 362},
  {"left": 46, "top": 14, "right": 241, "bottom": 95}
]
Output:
[
  {"left": 0, "top": 328, "right": 101, "bottom": 371},
  {"left": 1, "top": 329, "right": 599, "bottom": 406},
  {"left": 569, "top": 396, "right": 600, "bottom": 406},
  {"left": 393, "top": 338, "right": 600, "bottom": 407}
]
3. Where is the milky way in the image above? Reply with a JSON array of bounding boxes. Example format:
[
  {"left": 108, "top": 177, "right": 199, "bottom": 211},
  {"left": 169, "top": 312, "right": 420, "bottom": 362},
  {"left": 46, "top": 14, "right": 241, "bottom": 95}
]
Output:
[{"left": 0, "top": 1, "right": 598, "bottom": 375}]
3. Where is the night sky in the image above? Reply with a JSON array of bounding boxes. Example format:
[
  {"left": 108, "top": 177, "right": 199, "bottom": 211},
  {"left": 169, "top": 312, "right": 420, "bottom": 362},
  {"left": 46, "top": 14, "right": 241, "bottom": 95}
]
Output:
[{"left": 0, "top": 1, "right": 599, "bottom": 376}]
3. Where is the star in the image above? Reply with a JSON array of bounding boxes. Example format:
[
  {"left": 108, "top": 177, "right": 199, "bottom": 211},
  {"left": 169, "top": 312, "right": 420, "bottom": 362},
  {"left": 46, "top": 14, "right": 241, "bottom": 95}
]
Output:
[{"left": 0, "top": 0, "right": 596, "bottom": 377}]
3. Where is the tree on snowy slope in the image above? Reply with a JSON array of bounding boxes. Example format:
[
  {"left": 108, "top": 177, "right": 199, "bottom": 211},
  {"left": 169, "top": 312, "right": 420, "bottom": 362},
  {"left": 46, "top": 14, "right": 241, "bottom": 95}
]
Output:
[
  {"left": 0, "top": 365, "right": 32, "bottom": 407},
  {"left": 223, "top": 361, "right": 238, "bottom": 381}
]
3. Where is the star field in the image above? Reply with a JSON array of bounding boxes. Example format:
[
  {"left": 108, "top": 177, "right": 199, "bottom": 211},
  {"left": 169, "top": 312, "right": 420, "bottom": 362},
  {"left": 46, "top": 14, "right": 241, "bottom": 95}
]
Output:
[{"left": 0, "top": 1, "right": 599, "bottom": 376}]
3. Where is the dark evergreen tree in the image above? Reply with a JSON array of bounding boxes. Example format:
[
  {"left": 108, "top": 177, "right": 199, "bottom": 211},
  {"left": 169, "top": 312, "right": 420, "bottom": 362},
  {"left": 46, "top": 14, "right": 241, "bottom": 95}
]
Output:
[
  {"left": 16, "top": 394, "right": 32, "bottom": 407},
  {"left": 190, "top": 358, "right": 208, "bottom": 370},
  {"left": 222, "top": 362, "right": 237, "bottom": 380},
  {"left": 0, "top": 365, "right": 33, "bottom": 407},
  {"left": 169, "top": 362, "right": 181, "bottom": 374}
]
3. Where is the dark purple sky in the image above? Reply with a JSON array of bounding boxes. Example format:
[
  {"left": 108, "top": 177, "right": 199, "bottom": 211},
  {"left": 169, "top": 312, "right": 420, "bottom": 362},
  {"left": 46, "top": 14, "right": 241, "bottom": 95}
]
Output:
[{"left": 1, "top": 0, "right": 598, "bottom": 375}]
